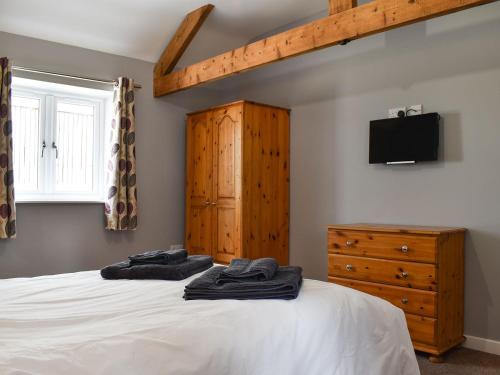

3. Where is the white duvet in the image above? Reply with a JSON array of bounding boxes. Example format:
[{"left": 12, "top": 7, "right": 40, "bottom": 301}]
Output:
[{"left": 0, "top": 270, "right": 419, "bottom": 375}]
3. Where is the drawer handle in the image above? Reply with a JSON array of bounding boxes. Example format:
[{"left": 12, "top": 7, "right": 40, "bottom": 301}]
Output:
[
  {"left": 345, "top": 264, "right": 354, "bottom": 272},
  {"left": 401, "top": 245, "right": 409, "bottom": 253},
  {"left": 346, "top": 240, "right": 355, "bottom": 248},
  {"left": 401, "top": 271, "right": 409, "bottom": 279},
  {"left": 401, "top": 297, "right": 409, "bottom": 305}
]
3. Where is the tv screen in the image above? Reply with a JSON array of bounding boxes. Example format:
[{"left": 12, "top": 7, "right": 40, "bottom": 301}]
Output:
[{"left": 369, "top": 113, "right": 440, "bottom": 164}]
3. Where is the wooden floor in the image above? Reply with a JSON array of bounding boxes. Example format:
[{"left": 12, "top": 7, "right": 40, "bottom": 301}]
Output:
[{"left": 417, "top": 348, "right": 500, "bottom": 375}]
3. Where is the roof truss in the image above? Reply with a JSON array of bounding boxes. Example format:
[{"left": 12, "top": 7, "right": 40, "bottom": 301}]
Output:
[
  {"left": 154, "top": 4, "right": 214, "bottom": 79},
  {"left": 154, "top": 0, "right": 497, "bottom": 97}
]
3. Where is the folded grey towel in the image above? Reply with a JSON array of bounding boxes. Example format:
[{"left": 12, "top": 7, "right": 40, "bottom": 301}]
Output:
[
  {"left": 184, "top": 265, "right": 303, "bottom": 300},
  {"left": 128, "top": 249, "right": 187, "bottom": 266},
  {"left": 216, "top": 258, "right": 279, "bottom": 284},
  {"left": 101, "top": 255, "right": 213, "bottom": 281}
]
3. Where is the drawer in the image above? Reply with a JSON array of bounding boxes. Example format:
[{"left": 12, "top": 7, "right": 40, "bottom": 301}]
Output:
[
  {"left": 328, "top": 229, "right": 437, "bottom": 263},
  {"left": 406, "top": 313, "right": 437, "bottom": 346},
  {"left": 328, "top": 254, "right": 437, "bottom": 291},
  {"left": 329, "top": 277, "right": 437, "bottom": 317}
]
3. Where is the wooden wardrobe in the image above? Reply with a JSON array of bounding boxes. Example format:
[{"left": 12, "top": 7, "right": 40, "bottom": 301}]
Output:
[{"left": 185, "top": 100, "right": 290, "bottom": 265}]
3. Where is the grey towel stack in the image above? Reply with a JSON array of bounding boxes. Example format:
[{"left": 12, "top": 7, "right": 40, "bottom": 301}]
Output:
[
  {"left": 129, "top": 249, "right": 188, "bottom": 265},
  {"left": 216, "top": 258, "right": 279, "bottom": 284},
  {"left": 101, "top": 250, "right": 213, "bottom": 281},
  {"left": 184, "top": 258, "right": 303, "bottom": 300}
]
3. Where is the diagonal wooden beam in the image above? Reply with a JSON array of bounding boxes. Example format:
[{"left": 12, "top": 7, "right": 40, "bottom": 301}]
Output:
[
  {"left": 154, "top": 4, "right": 214, "bottom": 79},
  {"left": 329, "top": 0, "right": 357, "bottom": 15},
  {"left": 154, "top": 0, "right": 497, "bottom": 97}
]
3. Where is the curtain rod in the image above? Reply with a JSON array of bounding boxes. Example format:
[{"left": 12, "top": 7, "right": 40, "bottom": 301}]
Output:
[{"left": 12, "top": 65, "right": 142, "bottom": 89}]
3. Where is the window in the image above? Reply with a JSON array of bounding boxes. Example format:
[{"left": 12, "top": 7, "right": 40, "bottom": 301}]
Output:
[{"left": 12, "top": 78, "right": 112, "bottom": 202}]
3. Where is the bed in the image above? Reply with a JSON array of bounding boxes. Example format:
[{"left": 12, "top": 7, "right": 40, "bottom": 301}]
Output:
[{"left": 0, "top": 269, "right": 420, "bottom": 375}]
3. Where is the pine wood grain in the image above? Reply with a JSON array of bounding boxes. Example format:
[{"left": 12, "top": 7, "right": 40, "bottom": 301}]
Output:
[
  {"left": 185, "top": 112, "right": 213, "bottom": 255},
  {"left": 154, "top": 4, "right": 214, "bottom": 79},
  {"left": 211, "top": 105, "right": 243, "bottom": 264},
  {"left": 406, "top": 313, "right": 437, "bottom": 346},
  {"left": 329, "top": 254, "right": 437, "bottom": 291},
  {"left": 436, "top": 232, "right": 465, "bottom": 350},
  {"left": 327, "top": 224, "right": 466, "bottom": 359},
  {"left": 185, "top": 101, "right": 290, "bottom": 264},
  {"left": 330, "top": 276, "right": 437, "bottom": 317},
  {"left": 154, "top": 0, "right": 497, "bottom": 96},
  {"left": 329, "top": 223, "right": 466, "bottom": 235},
  {"left": 328, "top": 228, "right": 438, "bottom": 263},
  {"left": 329, "top": 0, "right": 357, "bottom": 15},
  {"left": 242, "top": 103, "right": 290, "bottom": 265}
]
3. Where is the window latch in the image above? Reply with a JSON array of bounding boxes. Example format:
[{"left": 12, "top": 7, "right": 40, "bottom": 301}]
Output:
[
  {"left": 41, "top": 141, "right": 46, "bottom": 158},
  {"left": 52, "top": 141, "right": 59, "bottom": 159}
]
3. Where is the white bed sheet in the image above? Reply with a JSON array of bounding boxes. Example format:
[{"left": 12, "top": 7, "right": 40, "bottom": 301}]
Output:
[{"left": 0, "top": 270, "right": 420, "bottom": 375}]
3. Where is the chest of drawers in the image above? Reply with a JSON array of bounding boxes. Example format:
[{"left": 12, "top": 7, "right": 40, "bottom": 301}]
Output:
[{"left": 328, "top": 224, "right": 465, "bottom": 362}]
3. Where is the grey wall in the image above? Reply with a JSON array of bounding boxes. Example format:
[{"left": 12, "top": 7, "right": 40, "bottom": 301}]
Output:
[
  {"left": 0, "top": 32, "right": 189, "bottom": 278},
  {"left": 288, "top": 70, "right": 500, "bottom": 341},
  {"left": 219, "top": 4, "right": 500, "bottom": 341}
]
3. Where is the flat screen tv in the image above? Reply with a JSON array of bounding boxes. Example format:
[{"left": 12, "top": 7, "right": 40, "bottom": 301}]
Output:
[{"left": 369, "top": 113, "right": 440, "bottom": 164}]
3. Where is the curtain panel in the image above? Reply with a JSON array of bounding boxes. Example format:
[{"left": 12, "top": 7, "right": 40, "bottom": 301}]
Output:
[
  {"left": 104, "top": 77, "right": 138, "bottom": 231},
  {"left": 0, "top": 58, "right": 16, "bottom": 239}
]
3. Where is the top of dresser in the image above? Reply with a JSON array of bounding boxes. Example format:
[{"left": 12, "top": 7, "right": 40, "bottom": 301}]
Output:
[{"left": 328, "top": 223, "right": 466, "bottom": 235}]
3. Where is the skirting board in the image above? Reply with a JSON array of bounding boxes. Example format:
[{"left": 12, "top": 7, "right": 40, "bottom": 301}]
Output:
[{"left": 463, "top": 335, "right": 500, "bottom": 356}]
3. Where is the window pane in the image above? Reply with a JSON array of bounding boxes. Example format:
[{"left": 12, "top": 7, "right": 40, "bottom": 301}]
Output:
[
  {"left": 55, "top": 101, "right": 95, "bottom": 193},
  {"left": 12, "top": 96, "right": 40, "bottom": 192}
]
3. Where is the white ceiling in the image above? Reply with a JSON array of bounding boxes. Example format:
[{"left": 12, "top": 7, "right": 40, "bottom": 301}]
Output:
[{"left": 0, "top": 0, "right": 328, "bottom": 64}]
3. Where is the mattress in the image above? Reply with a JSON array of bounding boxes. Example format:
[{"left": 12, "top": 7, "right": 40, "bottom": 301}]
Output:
[{"left": 0, "top": 269, "right": 420, "bottom": 375}]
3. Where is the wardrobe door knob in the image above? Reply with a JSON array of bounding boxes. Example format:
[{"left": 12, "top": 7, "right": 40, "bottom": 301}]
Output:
[
  {"left": 401, "top": 271, "right": 409, "bottom": 279},
  {"left": 346, "top": 240, "right": 355, "bottom": 248},
  {"left": 345, "top": 264, "right": 354, "bottom": 272},
  {"left": 401, "top": 245, "right": 409, "bottom": 253},
  {"left": 401, "top": 297, "right": 409, "bottom": 305}
]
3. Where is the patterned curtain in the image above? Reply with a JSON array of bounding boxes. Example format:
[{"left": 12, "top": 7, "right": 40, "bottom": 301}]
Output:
[
  {"left": 104, "top": 77, "right": 138, "bottom": 231},
  {"left": 0, "top": 58, "right": 16, "bottom": 239}
]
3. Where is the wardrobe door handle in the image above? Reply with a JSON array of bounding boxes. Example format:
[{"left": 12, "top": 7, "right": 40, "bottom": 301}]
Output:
[
  {"left": 211, "top": 202, "right": 217, "bottom": 206},
  {"left": 401, "top": 245, "right": 409, "bottom": 254},
  {"left": 401, "top": 297, "right": 409, "bottom": 305},
  {"left": 401, "top": 271, "right": 409, "bottom": 279},
  {"left": 203, "top": 200, "right": 211, "bottom": 206},
  {"left": 345, "top": 264, "right": 354, "bottom": 272},
  {"left": 346, "top": 240, "right": 355, "bottom": 248}
]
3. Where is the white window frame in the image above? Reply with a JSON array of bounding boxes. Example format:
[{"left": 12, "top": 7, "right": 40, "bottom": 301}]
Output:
[
  {"left": 12, "top": 81, "right": 109, "bottom": 203},
  {"left": 11, "top": 90, "right": 45, "bottom": 195}
]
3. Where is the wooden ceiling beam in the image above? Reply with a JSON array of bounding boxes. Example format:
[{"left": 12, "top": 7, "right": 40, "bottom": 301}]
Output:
[
  {"left": 154, "top": 0, "right": 497, "bottom": 97},
  {"left": 154, "top": 4, "right": 214, "bottom": 79},
  {"left": 329, "top": 0, "right": 357, "bottom": 15}
]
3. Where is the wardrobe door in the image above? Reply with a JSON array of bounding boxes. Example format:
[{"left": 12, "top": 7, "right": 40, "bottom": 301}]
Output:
[
  {"left": 185, "top": 112, "right": 213, "bottom": 256},
  {"left": 211, "top": 106, "right": 242, "bottom": 263}
]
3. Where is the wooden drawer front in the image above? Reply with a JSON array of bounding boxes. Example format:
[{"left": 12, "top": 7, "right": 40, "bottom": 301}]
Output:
[
  {"left": 328, "top": 254, "right": 437, "bottom": 291},
  {"left": 328, "top": 229, "right": 437, "bottom": 263},
  {"left": 406, "top": 313, "right": 437, "bottom": 345},
  {"left": 330, "top": 277, "right": 437, "bottom": 317}
]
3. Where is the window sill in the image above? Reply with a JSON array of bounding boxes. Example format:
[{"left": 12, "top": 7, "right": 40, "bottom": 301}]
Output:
[
  {"left": 16, "top": 201, "right": 105, "bottom": 204},
  {"left": 16, "top": 197, "right": 105, "bottom": 204}
]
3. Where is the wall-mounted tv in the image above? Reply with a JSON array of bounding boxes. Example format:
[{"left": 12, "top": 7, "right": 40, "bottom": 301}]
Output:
[{"left": 369, "top": 113, "right": 440, "bottom": 165}]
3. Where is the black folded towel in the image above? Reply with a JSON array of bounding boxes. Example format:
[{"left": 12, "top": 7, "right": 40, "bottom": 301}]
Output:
[
  {"left": 216, "top": 258, "right": 279, "bottom": 285},
  {"left": 128, "top": 249, "right": 188, "bottom": 266},
  {"left": 101, "top": 255, "right": 213, "bottom": 281},
  {"left": 184, "top": 265, "right": 303, "bottom": 300}
]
